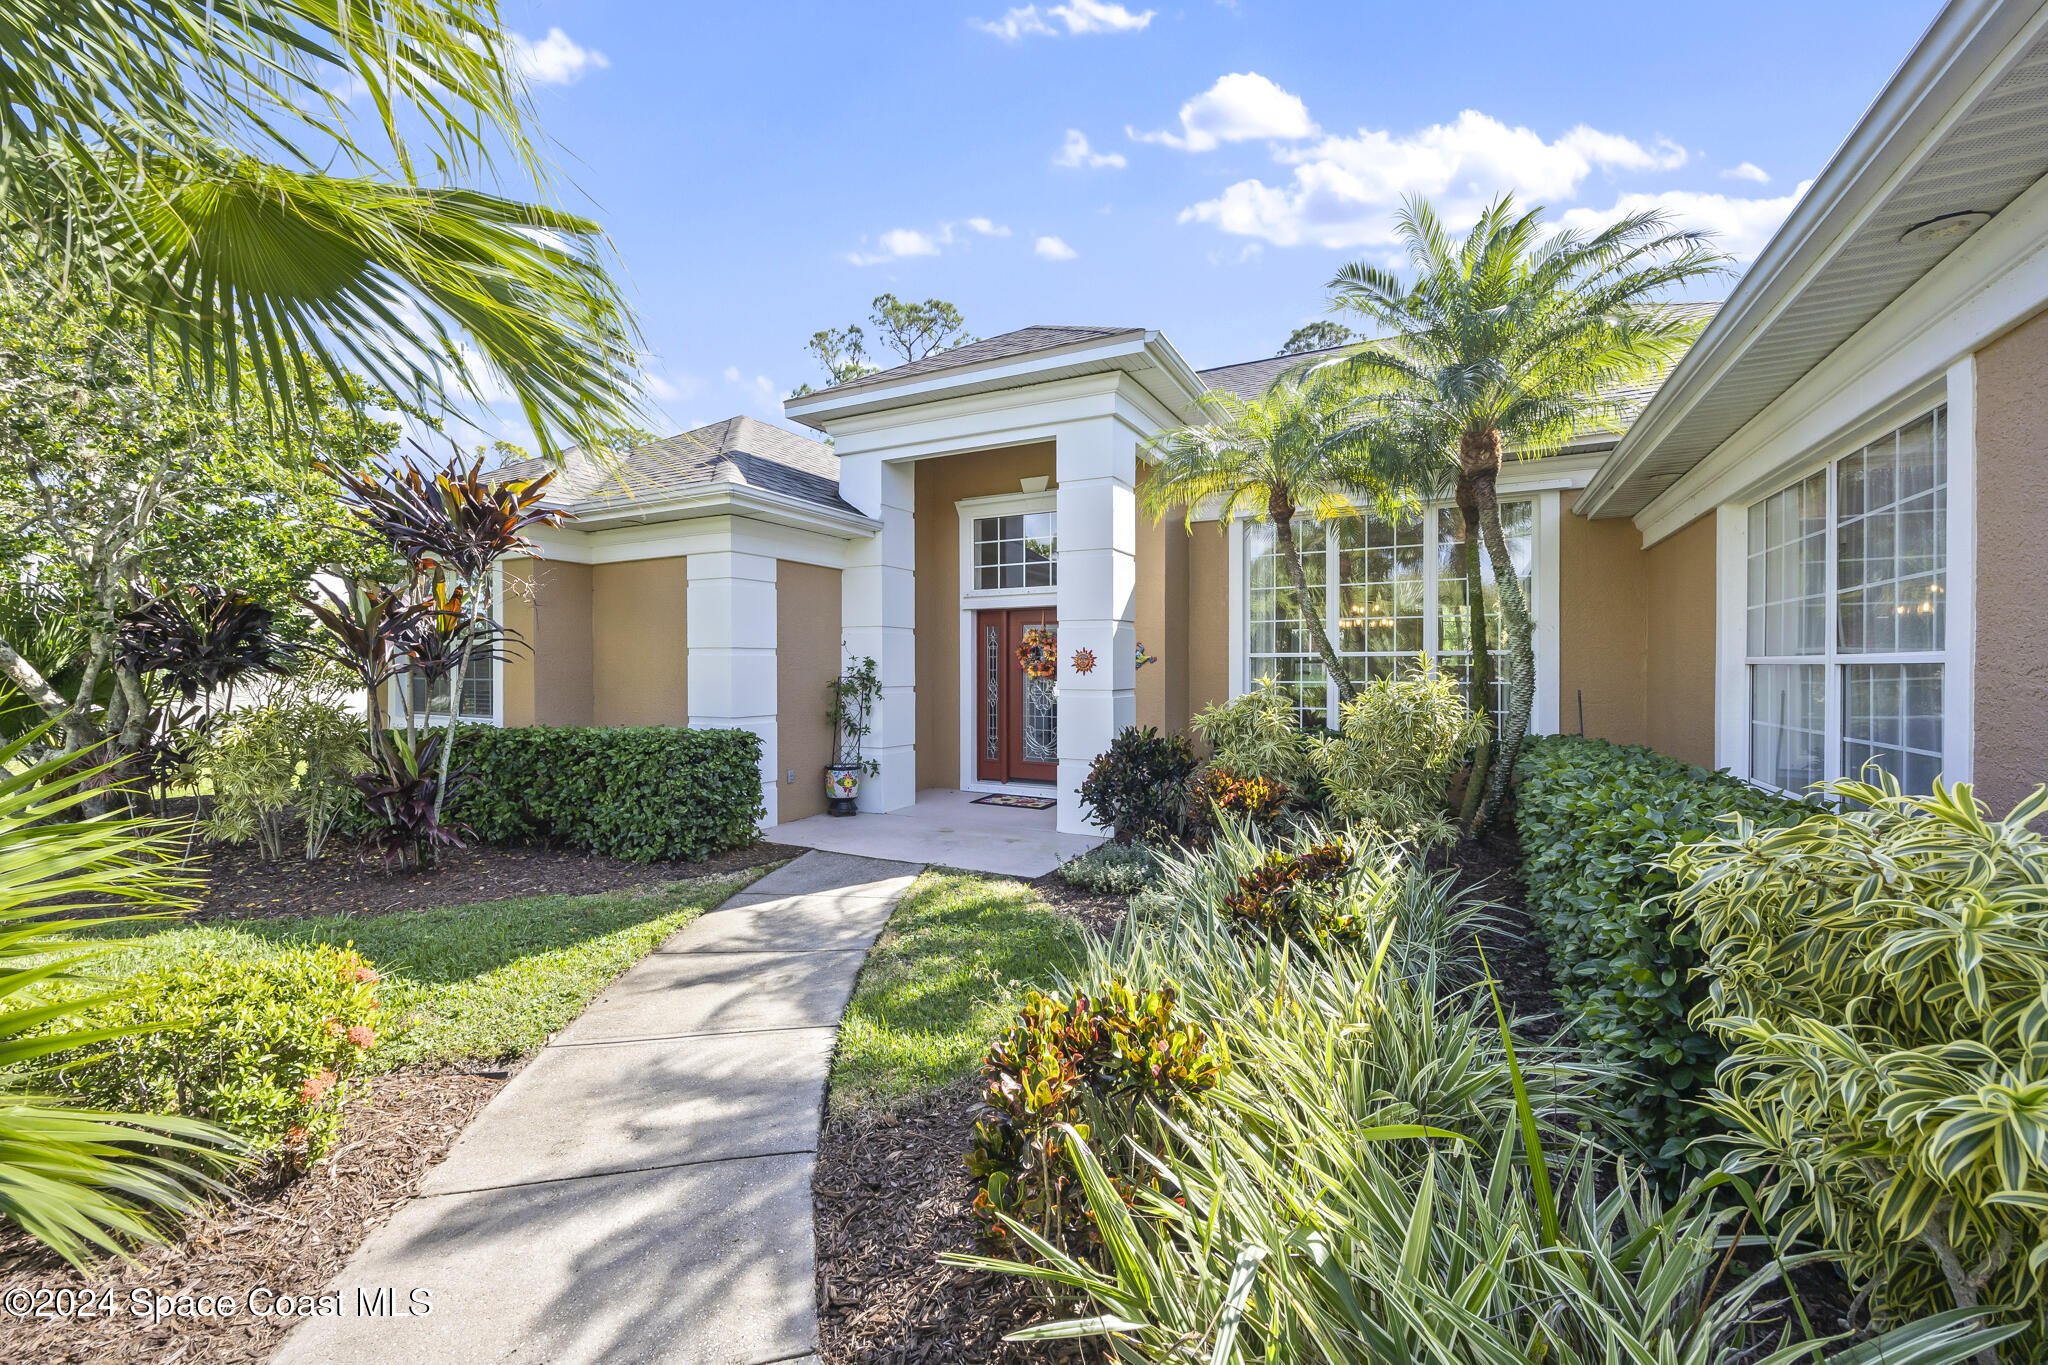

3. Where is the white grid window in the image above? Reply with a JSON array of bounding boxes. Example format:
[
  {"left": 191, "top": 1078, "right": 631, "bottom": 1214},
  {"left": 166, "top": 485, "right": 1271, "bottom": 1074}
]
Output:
[
  {"left": 412, "top": 668, "right": 494, "bottom": 721},
  {"left": 1745, "top": 408, "right": 1947, "bottom": 795},
  {"left": 1247, "top": 502, "right": 1531, "bottom": 728},
  {"left": 972, "top": 512, "right": 1056, "bottom": 590}
]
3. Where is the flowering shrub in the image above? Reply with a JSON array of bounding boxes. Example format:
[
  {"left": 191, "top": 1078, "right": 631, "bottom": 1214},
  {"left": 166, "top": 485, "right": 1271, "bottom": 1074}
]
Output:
[
  {"left": 34, "top": 945, "right": 384, "bottom": 1171},
  {"left": 1221, "top": 842, "right": 1368, "bottom": 946},
  {"left": 967, "top": 979, "right": 1221, "bottom": 1259}
]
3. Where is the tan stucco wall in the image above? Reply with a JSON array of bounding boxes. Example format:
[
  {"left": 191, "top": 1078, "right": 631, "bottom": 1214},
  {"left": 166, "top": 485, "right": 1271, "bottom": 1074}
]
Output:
[
  {"left": 500, "top": 558, "right": 539, "bottom": 728},
  {"left": 1186, "top": 522, "right": 1233, "bottom": 731},
  {"left": 776, "top": 561, "right": 843, "bottom": 822},
  {"left": 503, "top": 557, "right": 594, "bottom": 726},
  {"left": 591, "top": 557, "right": 689, "bottom": 726},
  {"left": 913, "top": 442, "right": 1058, "bottom": 789},
  {"left": 1135, "top": 467, "right": 1193, "bottom": 736},
  {"left": 1972, "top": 307, "right": 2048, "bottom": 809},
  {"left": 1558, "top": 491, "right": 1650, "bottom": 748},
  {"left": 1642, "top": 511, "right": 1718, "bottom": 767}
]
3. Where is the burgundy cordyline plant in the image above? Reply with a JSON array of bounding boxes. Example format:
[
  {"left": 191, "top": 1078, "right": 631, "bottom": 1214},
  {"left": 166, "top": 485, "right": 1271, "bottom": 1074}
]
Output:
[{"left": 310, "top": 451, "right": 570, "bottom": 866}]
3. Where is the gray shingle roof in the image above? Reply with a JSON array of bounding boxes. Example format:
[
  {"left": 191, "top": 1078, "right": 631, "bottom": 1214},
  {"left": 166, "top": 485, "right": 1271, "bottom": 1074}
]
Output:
[
  {"left": 803, "top": 325, "right": 1144, "bottom": 397},
  {"left": 488, "top": 415, "right": 861, "bottom": 518}
]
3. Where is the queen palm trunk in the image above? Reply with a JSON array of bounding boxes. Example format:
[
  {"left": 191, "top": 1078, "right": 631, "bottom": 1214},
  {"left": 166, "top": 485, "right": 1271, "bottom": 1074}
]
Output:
[
  {"left": 1462, "top": 428, "right": 1534, "bottom": 829},
  {"left": 1268, "top": 486, "right": 1356, "bottom": 707}
]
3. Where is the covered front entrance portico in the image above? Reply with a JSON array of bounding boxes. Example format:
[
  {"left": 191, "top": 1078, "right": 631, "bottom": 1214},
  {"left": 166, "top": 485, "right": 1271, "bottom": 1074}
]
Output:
[{"left": 785, "top": 327, "right": 1208, "bottom": 836}]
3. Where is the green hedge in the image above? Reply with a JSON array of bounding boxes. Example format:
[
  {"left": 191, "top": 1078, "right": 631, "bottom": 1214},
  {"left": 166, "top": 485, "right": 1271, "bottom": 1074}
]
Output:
[
  {"left": 1512, "top": 735, "right": 1811, "bottom": 1183},
  {"left": 448, "top": 725, "right": 764, "bottom": 863}
]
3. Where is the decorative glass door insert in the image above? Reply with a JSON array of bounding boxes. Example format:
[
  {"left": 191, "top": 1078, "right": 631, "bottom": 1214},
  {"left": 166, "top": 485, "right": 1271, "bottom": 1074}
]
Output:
[{"left": 975, "top": 607, "right": 1057, "bottom": 783}]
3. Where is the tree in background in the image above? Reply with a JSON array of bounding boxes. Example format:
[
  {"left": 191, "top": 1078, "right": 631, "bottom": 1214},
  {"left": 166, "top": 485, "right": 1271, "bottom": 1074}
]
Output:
[
  {"left": 1141, "top": 369, "right": 1404, "bottom": 711},
  {"left": 1327, "top": 196, "right": 1722, "bottom": 829},
  {"left": 0, "top": 0, "right": 642, "bottom": 454},
  {"left": 1278, "top": 321, "right": 1356, "bottom": 356},
  {"left": 0, "top": 272, "right": 396, "bottom": 775},
  {"left": 792, "top": 295, "right": 975, "bottom": 396}
]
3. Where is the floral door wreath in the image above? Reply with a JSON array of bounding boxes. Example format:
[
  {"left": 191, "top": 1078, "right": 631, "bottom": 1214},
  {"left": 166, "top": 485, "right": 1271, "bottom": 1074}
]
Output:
[{"left": 1016, "top": 627, "right": 1058, "bottom": 679}]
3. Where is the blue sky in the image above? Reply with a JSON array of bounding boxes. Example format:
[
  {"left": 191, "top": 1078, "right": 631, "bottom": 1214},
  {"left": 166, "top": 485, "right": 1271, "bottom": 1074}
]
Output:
[{"left": 469, "top": 0, "right": 1944, "bottom": 446}]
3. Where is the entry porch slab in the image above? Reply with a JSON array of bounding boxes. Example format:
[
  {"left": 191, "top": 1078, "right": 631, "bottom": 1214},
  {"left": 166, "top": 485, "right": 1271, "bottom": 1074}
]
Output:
[{"left": 769, "top": 788, "right": 1100, "bottom": 878}]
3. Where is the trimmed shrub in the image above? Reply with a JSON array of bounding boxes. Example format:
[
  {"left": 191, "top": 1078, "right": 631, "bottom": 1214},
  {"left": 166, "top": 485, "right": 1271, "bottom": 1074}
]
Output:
[
  {"left": 967, "top": 979, "right": 1220, "bottom": 1258},
  {"left": 1057, "top": 842, "right": 1159, "bottom": 895},
  {"left": 448, "top": 725, "right": 764, "bottom": 863},
  {"left": 1512, "top": 735, "right": 1810, "bottom": 1182},
  {"left": 1309, "top": 660, "right": 1484, "bottom": 847},
  {"left": 1189, "top": 683, "right": 1314, "bottom": 785},
  {"left": 1078, "top": 726, "right": 1197, "bottom": 844},
  {"left": 1676, "top": 774, "right": 2048, "bottom": 1347},
  {"left": 35, "top": 945, "right": 383, "bottom": 1170}
]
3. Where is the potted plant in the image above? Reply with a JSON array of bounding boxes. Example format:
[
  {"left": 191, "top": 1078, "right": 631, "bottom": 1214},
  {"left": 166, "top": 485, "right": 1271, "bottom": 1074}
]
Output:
[{"left": 825, "top": 653, "right": 882, "bottom": 816}]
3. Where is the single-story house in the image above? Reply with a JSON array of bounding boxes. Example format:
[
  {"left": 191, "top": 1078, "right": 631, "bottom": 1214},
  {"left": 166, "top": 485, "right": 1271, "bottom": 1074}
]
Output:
[{"left": 477, "top": 0, "right": 2048, "bottom": 835}]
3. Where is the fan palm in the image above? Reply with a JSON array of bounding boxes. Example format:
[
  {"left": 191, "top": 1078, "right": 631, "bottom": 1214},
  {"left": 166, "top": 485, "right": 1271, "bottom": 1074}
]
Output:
[
  {"left": 1327, "top": 195, "right": 1724, "bottom": 827},
  {"left": 1143, "top": 368, "right": 1401, "bottom": 708},
  {"left": 0, "top": 0, "right": 640, "bottom": 453}
]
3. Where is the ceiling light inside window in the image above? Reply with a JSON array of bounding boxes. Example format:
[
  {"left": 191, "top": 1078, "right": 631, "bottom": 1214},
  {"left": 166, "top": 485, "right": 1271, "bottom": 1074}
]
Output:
[{"left": 1899, "top": 211, "right": 1992, "bottom": 245}]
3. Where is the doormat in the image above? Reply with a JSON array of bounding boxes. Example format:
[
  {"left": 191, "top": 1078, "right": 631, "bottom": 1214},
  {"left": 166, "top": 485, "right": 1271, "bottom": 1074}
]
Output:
[{"left": 971, "top": 793, "right": 1057, "bottom": 809}]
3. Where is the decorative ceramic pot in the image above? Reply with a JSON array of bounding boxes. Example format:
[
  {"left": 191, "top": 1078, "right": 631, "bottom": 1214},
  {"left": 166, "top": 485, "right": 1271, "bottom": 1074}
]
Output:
[{"left": 826, "top": 764, "right": 862, "bottom": 817}]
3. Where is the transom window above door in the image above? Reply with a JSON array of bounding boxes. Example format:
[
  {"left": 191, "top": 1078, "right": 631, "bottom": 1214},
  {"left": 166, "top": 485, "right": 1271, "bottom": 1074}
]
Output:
[{"left": 972, "top": 511, "right": 1056, "bottom": 590}]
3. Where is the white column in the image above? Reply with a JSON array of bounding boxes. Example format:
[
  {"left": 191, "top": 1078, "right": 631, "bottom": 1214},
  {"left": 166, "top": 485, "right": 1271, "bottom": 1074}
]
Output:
[
  {"left": 1054, "top": 418, "right": 1138, "bottom": 835},
  {"left": 687, "top": 550, "right": 779, "bottom": 828},
  {"left": 838, "top": 455, "right": 917, "bottom": 811}
]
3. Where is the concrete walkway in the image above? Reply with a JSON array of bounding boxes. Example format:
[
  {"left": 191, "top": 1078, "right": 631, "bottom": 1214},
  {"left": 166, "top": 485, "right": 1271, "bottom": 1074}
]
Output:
[
  {"left": 273, "top": 851, "right": 922, "bottom": 1365},
  {"left": 772, "top": 787, "right": 1100, "bottom": 877}
]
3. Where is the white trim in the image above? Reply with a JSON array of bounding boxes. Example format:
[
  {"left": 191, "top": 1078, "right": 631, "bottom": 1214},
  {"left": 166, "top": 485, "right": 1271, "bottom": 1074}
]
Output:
[
  {"left": 528, "top": 513, "right": 857, "bottom": 569},
  {"left": 1713, "top": 506, "right": 1749, "bottom": 774},
  {"left": 1632, "top": 171, "right": 2048, "bottom": 546},
  {"left": 1532, "top": 490, "right": 1562, "bottom": 734},
  {"left": 1943, "top": 355, "right": 1977, "bottom": 788},
  {"left": 1226, "top": 521, "right": 1247, "bottom": 699}
]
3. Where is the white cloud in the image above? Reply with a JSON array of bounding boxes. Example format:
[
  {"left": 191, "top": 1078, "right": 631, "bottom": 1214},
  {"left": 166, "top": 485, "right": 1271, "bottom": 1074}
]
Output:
[
  {"left": 1053, "top": 0, "right": 1155, "bottom": 33},
  {"left": 1034, "top": 235, "right": 1078, "bottom": 260},
  {"left": 1053, "top": 129, "right": 1127, "bottom": 169},
  {"left": 511, "top": 28, "right": 609, "bottom": 86},
  {"left": 1179, "top": 109, "right": 1699, "bottom": 249},
  {"left": 976, "top": 1, "right": 1153, "bottom": 39},
  {"left": 1131, "top": 72, "right": 1316, "bottom": 153},
  {"left": 963, "top": 217, "right": 1013, "bottom": 236},
  {"left": 1722, "top": 161, "right": 1772, "bottom": 184},
  {"left": 722, "top": 366, "right": 742, "bottom": 383},
  {"left": 643, "top": 372, "right": 679, "bottom": 402},
  {"left": 1555, "top": 183, "right": 1812, "bottom": 262},
  {"left": 844, "top": 226, "right": 944, "bottom": 265}
]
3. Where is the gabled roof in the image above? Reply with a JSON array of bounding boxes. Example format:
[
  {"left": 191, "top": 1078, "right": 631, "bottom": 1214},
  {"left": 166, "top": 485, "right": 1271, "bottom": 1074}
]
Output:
[
  {"left": 1581, "top": 0, "right": 2048, "bottom": 519},
  {"left": 488, "top": 415, "right": 861, "bottom": 518},
  {"left": 804, "top": 325, "right": 1144, "bottom": 397}
]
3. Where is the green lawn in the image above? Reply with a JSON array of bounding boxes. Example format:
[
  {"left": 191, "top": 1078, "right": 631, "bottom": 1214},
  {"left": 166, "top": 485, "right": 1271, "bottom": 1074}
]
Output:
[
  {"left": 78, "top": 868, "right": 768, "bottom": 1070},
  {"left": 829, "top": 869, "right": 1087, "bottom": 1114}
]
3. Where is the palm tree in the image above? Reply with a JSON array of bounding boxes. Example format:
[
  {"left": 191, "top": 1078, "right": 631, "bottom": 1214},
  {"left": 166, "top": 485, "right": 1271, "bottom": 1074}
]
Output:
[
  {"left": 0, "top": 0, "right": 640, "bottom": 453},
  {"left": 1327, "top": 196, "right": 1724, "bottom": 828},
  {"left": 1142, "top": 368, "right": 1401, "bottom": 709}
]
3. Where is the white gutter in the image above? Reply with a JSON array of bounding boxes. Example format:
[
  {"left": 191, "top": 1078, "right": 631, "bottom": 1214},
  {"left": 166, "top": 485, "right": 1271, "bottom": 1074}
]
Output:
[
  {"left": 1577, "top": 0, "right": 2041, "bottom": 519},
  {"left": 563, "top": 481, "right": 879, "bottom": 537}
]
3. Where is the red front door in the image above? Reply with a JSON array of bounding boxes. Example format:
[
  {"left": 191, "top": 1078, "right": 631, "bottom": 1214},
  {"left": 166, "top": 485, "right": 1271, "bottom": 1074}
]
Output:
[{"left": 975, "top": 608, "right": 1057, "bottom": 783}]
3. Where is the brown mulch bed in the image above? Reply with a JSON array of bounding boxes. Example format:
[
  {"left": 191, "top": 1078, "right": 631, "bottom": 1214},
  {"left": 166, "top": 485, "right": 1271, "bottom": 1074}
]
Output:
[
  {"left": 193, "top": 837, "right": 806, "bottom": 922},
  {"left": 1433, "top": 821, "right": 1563, "bottom": 1032},
  {"left": 1025, "top": 868, "right": 1130, "bottom": 939},
  {"left": 815, "top": 1077, "right": 1094, "bottom": 1365},
  {"left": 0, "top": 1070, "right": 503, "bottom": 1365}
]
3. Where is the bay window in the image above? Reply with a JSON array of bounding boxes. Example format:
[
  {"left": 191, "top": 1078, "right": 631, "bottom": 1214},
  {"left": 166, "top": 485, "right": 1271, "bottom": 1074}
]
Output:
[
  {"left": 1247, "top": 501, "right": 1533, "bottom": 727},
  {"left": 1744, "top": 406, "right": 1947, "bottom": 794}
]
